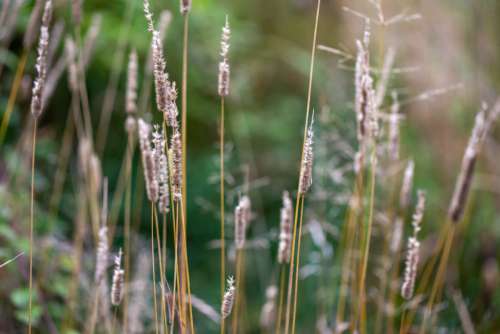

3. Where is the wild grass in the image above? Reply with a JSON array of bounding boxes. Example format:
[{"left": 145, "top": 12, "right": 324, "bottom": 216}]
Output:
[{"left": 1, "top": 0, "right": 499, "bottom": 333}]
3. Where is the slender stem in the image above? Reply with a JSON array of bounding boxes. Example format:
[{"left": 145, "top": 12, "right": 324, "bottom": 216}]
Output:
[
  {"left": 284, "top": 0, "right": 320, "bottom": 330},
  {"left": 154, "top": 207, "right": 169, "bottom": 332},
  {"left": 181, "top": 14, "right": 189, "bottom": 220},
  {"left": 232, "top": 249, "right": 243, "bottom": 333},
  {"left": 418, "top": 225, "right": 456, "bottom": 334},
  {"left": 275, "top": 265, "right": 286, "bottom": 334},
  {"left": 122, "top": 134, "right": 133, "bottom": 333},
  {"left": 220, "top": 97, "right": 226, "bottom": 334},
  {"left": 291, "top": 196, "right": 306, "bottom": 334},
  {"left": 28, "top": 118, "right": 38, "bottom": 334},
  {"left": 151, "top": 203, "right": 159, "bottom": 334},
  {"left": 179, "top": 197, "right": 195, "bottom": 333},
  {"left": 356, "top": 147, "right": 377, "bottom": 334},
  {"left": 284, "top": 193, "right": 302, "bottom": 334},
  {"left": 0, "top": 50, "right": 27, "bottom": 145}
]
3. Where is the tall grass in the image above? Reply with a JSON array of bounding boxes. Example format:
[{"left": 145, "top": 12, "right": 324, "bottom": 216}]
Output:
[{"left": 1, "top": 0, "right": 499, "bottom": 333}]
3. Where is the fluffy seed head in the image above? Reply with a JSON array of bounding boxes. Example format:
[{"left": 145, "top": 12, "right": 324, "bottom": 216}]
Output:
[
  {"left": 143, "top": 0, "right": 155, "bottom": 32},
  {"left": 138, "top": 119, "right": 159, "bottom": 202},
  {"left": 31, "top": 0, "right": 52, "bottom": 118},
  {"left": 278, "top": 191, "right": 293, "bottom": 263},
  {"left": 111, "top": 248, "right": 124, "bottom": 306},
  {"left": 388, "top": 91, "right": 400, "bottom": 161},
  {"left": 95, "top": 225, "right": 109, "bottom": 282},
  {"left": 234, "top": 204, "right": 246, "bottom": 250},
  {"left": 260, "top": 285, "right": 278, "bottom": 330},
  {"left": 221, "top": 276, "right": 235, "bottom": 319},
  {"left": 153, "top": 126, "right": 170, "bottom": 213},
  {"left": 64, "top": 37, "right": 78, "bottom": 92},
  {"left": 412, "top": 190, "right": 426, "bottom": 234},
  {"left": 448, "top": 109, "right": 486, "bottom": 223},
  {"left": 401, "top": 236, "right": 420, "bottom": 300},
  {"left": 400, "top": 160, "right": 414, "bottom": 209},
  {"left": 218, "top": 17, "right": 231, "bottom": 96},
  {"left": 299, "top": 122, "right": 314, "bottom": 195},
  {"left": 180, "top": 0, "right": 191, "bottom": 15},
  {"left": 170, "top": 130, "right": 182, "bottom": 201},
  {"left": 126, "top": 50, "right": 138, "bottom": 115}
]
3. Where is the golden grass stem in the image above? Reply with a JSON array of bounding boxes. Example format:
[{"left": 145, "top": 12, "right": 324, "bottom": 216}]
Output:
[
  {"left": 28, "top": 118, "right": 38, "bottom": 334},
  {"left": 0, "top": 50, "right": 27, "bottom": 145},
  {"left": 153, "top": 206, "right": 169, "bottom": 332},
  {"left": 284, "top": 193, "right": 302, "bottom": 334},
  {"left": 355, "top": 147, "right": 377, "bottom": 334},
  {"left": 284, "top": 1, "right": 321, "bottom": 332},
  {"left": 291, "top": 196, "right": 306, "bottom": 334},
  {"left": 275, "top": 265, "right": 286, "bottom": 334},
  {"left": 232, "top": 249, "right": 243, "bottom": 333},
  {"left": 181, "top": 13, "right": 189, "bottom": 220},
  {"left": 418, "top": 225, "right": 456, "bottom": 334},
  {"left": 122, "top": 134, "right": 134, "bottom": 332},
  {"left": 220, "top": 96, "right": 226, "bottom": 334},
  {"left": 151, "top": 203, "right": 159, "bottom": 334}
]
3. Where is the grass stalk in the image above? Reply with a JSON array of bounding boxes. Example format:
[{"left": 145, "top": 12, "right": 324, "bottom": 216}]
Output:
[
  {"left": 220, "top": 96, "right": 226, "bottom": 334},
  {"left": 275, "top": 265, "right": 286, "bottom": 334},
  {"left": 151, "top": 202, "right": 159, "bottom": 334},
  {"left": 28, "top": 118, "right": 38, "bottom": 334},
  {"left": 291, "top": 196, "right": 306, "bottom": 334}
]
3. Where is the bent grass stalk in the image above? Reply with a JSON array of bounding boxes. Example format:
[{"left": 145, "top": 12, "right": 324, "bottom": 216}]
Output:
[
  {"left": 418, "top": 224, "right": 456, "bottom": 334},
  {"left": 291, "top": 196, "right": 305, "bottom": 334},
  {"left": 275, "top": 264, "right": 286, "bottom": 334},
  {"left": 232, "top": 249, "right": 244, "bottom": 333},
  {"left": 220, "top": 97, "right": 226, "bottom": 333},
  {"left": 28, "top": 119, "right": 38, "bottom": 334},
  {"left": 151, "top": 202, "right": 159, "bottom": 334},
  {"left": 358, "top": 148, "right": 377, "bottom": 334},
  {"left": 284, "top": 0, "right": 321, "bottom": 332}
]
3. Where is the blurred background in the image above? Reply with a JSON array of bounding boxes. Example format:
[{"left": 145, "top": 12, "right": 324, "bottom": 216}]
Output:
[{"left": 1, "top": 0, "right": 499, "bottom": 332}]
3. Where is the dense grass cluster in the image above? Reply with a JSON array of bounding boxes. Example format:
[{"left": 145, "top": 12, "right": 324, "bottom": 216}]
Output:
[{"left": 0, "top": 0, "right": 499, "bottom": 333}]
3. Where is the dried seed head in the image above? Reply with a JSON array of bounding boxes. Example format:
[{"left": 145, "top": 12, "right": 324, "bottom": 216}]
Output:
[
  {"left": 299, "top": 122, "right": 314, "bottom": 195},
  {"left": 221, "top": 276, "right": 235, "bottom": 319},
  {"left": 111, "top": 248, "right": 125, "bottom": 306},
  {"left": 138, "top": 119, "right": 159, "bottom": 202},
  {"left": 388, "top": 91, "right": 400, "bottom": 161},
  {"left": 153, "top": 126, "right": 170, "bottom": 213},
  {"left": 218, "top": 17, "right": 230, "bottom": 96},
  {"left": 234, "top": 195, "right": 251, "bottom": 250},
  {"left": 412, "top": 190, "right": 426, "bottom": 235},
  {"left": 170, "top": 130, "right": 182, "bottom": 201},
  {"left": 95, "top": 225, "right": 109, "bottom": 282},
  {"left": 448, "top": 109, "right": 487, "bottom": 223},
  {"left": 143, "top": 0, "right": 155, "bottom": 32},
  {"left": 400, "top": 160, "right": 414, "bottom": 209},
  {"left": 390, "top": 217, "right": 403, "bottom": 254},
  {"left": 78, "top": 137, "right": 92, "bottom": 176},
  {"left": 31, "top": 0, "right": 52, "bottom": 118},
  {"left": 64, "top": 37, "right": 78, "bottom": 92},
  {"left": 126, "top": 50, "right": 138, "bottom": 115},
  {"left": 234, "top": 201, "right": 246, "bottom": 250},
  {"left": 278, "top": 191, "right": 293, "bottom": 263},
  {"left": 401, "top": 236, "right": 420, "bottom": 300},
  {"left": 180, "top": 0, "right": 191, "bottom": 15},
  {"left": 24, "top": 0, "right": 44, "bottom": 50},
  {"left": 89, "top": 153, "right": 102, "bottom": 194},
  {"left": 218, "top": 60, "right": 230, "bottom": 97},
  {"left": 151, "top": 31, "right": 168, "bottom": 112},
  {"left": 260, "top": 285, "right": 278, "bottom": 330},
  {"left": 125, "top": 116, "right": 136, "bottom": 135}
]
